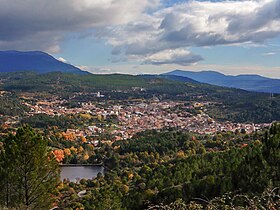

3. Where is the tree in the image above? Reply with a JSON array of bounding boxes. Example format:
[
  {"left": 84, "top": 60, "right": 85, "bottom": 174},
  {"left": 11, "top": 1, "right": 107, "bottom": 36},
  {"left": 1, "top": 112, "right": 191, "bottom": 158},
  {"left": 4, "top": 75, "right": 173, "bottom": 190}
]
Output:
[
  {"left": 0, "top": 125, "right": 60, "bottom": 209},
  {"left": 262, "top": 123, "right": 280, "bottom": 184}
]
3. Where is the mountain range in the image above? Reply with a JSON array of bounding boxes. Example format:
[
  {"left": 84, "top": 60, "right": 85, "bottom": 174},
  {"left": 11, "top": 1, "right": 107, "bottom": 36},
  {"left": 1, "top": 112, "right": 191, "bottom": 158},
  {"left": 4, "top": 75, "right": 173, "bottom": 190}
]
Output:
[
  {"left": 1, "top": 50, "right": 280, "bottom": 94},
  {"left": 164, "top": 70, "right": 280, "bottom": 94},
  {"left": 0, "top": 51, "right": 87, "bottom": 74}
]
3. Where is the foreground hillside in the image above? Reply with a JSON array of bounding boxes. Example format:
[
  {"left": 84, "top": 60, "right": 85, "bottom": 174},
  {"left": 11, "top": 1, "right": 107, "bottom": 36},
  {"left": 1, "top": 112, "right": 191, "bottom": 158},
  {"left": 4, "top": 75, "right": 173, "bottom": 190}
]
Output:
[
  {"left": 1, "top": 123, "right": 279, "bottom": 209},
  {"left": 58, "top": 124, "right": 279, "bottom": 209}
]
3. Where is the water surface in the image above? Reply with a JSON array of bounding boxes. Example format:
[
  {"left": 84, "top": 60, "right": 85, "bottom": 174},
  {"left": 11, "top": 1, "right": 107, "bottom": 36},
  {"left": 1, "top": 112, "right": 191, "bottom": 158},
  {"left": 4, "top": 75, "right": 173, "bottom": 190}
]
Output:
[{"left": 60, "top": 166, "right": 104, "bottom": 182}]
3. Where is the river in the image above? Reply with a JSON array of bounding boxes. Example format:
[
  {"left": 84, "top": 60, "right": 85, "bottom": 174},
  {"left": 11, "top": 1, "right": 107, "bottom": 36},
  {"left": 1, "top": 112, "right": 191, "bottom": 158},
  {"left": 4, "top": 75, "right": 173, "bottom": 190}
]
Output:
[{"left": 60, "top": 165, "right": 104, "bottom": 182}]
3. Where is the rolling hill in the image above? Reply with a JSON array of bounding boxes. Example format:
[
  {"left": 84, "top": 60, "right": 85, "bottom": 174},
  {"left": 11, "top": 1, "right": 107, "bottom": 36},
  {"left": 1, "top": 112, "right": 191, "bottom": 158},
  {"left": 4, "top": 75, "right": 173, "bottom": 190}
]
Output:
[
  {"left": 1, "top": 71, "right": 279, "bottom": 123},
  {"left": 0, "top": 50, "right": 87, "bottom": 74},
  {"left": 140, "top": 74, "right": 199, "bottom": 83},
  {"left": 164, "top": 70, "right": 280, "bottom": 93}
]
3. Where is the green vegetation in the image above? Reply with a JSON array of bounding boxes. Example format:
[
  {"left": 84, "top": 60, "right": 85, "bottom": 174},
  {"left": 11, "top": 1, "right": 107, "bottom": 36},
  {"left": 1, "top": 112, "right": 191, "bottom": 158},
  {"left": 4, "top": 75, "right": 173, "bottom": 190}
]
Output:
[
  {"left": 56, "top": 124, "right": 279, "bottom": 209},
  {"left": 1, "top": 71, "right": 280, "bottom": 123},
  {"left": 147, "top": 187, "right": 280, "bottom": 209},
  {"left": 20, "top": 113, "right": 96, "bottom": 129},
  {"left": 207, "top": 92, "right": 280, "bottom": 123},
  {"left": 0, "top": 126, "right": 60, "bottom": 209},
  {"left": 0, "top": 71, "right": 280, "bottom": 209},
  {"left": 0, "top": 94, "right": 29, "bottom": 116},
  {"left": 1, "top": 71, "right": 159, "bottom": 93},
  {"left": 0, "top": 110, "right": 279, "bottom": 209}
]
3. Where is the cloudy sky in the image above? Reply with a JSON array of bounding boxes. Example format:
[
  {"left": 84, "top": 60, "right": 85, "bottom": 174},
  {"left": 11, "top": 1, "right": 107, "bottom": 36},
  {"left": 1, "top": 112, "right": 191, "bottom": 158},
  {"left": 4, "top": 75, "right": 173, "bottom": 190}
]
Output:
[{"left": 1, "top": 0, "right": 280, "bottom": 77}]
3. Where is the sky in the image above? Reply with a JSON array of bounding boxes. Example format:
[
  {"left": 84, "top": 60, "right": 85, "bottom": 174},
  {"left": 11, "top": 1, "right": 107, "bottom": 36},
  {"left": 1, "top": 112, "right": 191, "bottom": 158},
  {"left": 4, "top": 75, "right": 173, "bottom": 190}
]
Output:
[{"left": 1, "top": 0, "right": 280, "bottom": 78}]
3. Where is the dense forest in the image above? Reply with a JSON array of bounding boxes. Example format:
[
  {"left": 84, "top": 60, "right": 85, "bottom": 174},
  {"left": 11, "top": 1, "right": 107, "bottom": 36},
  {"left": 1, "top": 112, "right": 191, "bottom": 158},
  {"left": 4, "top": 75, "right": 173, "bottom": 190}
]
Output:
[
  {"left": 55, "top": 125, "right": 279, "bottom": 209},
  {"left": 0, "top": 94, "right": 29, "bottom": 116},
  {"left": 0, "top": 117, "right": 279, "bottom": 209}
]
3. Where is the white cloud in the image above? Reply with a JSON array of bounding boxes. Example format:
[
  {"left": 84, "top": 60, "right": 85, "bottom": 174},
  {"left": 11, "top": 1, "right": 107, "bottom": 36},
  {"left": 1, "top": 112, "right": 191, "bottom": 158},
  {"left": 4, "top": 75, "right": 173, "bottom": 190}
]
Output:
[
  {"left": 262, "top": 52, "right": 277, "bottom": 56},
  {"left": 100, "top": 0, "right": 280, "bottom": 65},
  {"left": 1, "top": 0, "right": 280, "bottom": 66},
  {"left": 57, "top": 57, "right": 68, "bottom": 63},
  {"left": 142, "top": 49, "right": 203, "bottom": 65},
  {"left": 0, "top": 0, "right": 160, "bottom": 52}
]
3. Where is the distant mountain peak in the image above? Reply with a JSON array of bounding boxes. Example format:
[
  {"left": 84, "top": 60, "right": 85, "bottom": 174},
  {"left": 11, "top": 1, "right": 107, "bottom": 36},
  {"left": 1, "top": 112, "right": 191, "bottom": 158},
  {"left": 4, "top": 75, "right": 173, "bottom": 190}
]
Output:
[
  {"left": 168, "top": 69, "right": 225, "bottom": 76},
  {"left": 0, "top": 50, "right": 88, "bottom": 74},
  {"left": 164, "top": 70, "right": 280, "bottom": 93}
]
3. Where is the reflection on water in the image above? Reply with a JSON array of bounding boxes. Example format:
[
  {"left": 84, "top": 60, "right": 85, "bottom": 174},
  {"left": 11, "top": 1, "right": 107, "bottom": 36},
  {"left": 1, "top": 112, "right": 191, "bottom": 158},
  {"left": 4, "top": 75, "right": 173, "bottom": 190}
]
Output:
[{"left": 60, "top": 166, "right": 104, "bottom": 182}]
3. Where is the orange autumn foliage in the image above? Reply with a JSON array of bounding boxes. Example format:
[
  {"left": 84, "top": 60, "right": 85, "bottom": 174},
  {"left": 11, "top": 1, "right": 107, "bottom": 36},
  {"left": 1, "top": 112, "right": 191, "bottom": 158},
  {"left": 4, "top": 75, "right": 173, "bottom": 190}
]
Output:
[
  {"left": 53, "top": 149, "right": 65, "bottom": 162},
  {"left": 61, "top": 132, "right": 76, "bottom": 141},
  {"left": 87, "top": 144, "right": 94, "bottom": 149},
  {"left": 80, "top": 136, "right": 87, "bottom": 143}
]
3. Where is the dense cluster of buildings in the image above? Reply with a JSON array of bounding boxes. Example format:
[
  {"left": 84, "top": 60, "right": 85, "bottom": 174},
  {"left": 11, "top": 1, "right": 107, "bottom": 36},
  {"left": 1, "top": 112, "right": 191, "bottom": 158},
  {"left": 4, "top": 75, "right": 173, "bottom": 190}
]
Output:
[{"left": 21, "top": 97, "right": 270, "bottom": 141}]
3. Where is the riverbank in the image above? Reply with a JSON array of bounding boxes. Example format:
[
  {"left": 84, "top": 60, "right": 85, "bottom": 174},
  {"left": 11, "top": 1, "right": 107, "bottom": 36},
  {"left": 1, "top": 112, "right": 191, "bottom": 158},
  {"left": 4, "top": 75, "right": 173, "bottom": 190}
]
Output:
[{"left": 60, "top": 163, "right": 103, "bottom": 167}]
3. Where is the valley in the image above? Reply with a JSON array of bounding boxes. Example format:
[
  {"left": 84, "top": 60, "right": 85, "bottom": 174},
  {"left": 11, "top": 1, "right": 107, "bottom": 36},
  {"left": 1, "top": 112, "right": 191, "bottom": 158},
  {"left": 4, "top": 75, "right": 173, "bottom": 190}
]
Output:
[
  {"left": 0, "top": 71, "right": 279, "bottom": 209},
  {"left": 1, "top": 0, "right": 280, "bottom": 209}
]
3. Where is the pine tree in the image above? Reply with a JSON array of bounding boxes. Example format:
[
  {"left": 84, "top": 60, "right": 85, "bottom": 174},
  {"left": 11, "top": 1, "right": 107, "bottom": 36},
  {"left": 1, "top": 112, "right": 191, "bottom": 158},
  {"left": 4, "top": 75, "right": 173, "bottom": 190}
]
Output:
[
  {"left": 0, "top": 125, "right": 60, "bottom": 209},
  {"left": 263, "top": 123, "right": 280, "bottom": 185}
]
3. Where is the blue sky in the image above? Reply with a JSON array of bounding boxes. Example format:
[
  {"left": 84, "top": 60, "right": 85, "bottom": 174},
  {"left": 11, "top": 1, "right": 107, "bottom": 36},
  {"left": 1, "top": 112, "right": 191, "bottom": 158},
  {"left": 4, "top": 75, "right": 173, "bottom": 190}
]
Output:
[{"left": 1, "top": 0, "right": 280, "bottom": 77}]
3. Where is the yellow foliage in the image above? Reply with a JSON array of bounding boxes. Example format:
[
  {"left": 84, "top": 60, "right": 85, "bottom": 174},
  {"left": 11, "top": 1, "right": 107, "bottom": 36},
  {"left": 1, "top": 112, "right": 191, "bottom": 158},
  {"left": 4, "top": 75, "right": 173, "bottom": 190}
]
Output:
[
  {"left": 176, "top": 150, "right": 185, "bottom": 158},
  {"left": 80, "top": 113, "right": 92, "bottom": 119},
  {"left": 57, "top": 182, "right": 64, "bottom": 190},
  {"left": 63, "top": 148, "right": 71, "bottom": 156},
  {"left": 83, "top": 153, "right": 89, "bottom": 161},
  {"left": 128, "top": 172, "right": 134, "bottom": 180},
  {"left": 97, "top": 115, "right": 103, "bottom": 121},
  {"left": 70, "top": 146, "right": 78, "bottom": 154},
  {"left": 121, "top": 185, "right": 129, "bottom": 193},
  {"left": 78, "top": 146, "right": 84, "bottom": 153}
]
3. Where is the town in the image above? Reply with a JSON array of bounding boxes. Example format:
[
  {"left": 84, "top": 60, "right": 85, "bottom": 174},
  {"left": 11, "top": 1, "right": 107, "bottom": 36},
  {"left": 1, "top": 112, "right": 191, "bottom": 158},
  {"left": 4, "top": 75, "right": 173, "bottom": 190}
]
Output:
[{"left": 1, "top": 91, "right": 269, "bottom": 144}]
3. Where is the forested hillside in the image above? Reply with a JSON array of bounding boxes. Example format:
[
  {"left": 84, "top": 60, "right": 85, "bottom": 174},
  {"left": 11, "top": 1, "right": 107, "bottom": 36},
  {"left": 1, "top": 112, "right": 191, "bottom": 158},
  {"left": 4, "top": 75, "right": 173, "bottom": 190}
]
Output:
[
  {"left": 0, "top": 71, "right": 280, "bottom": 123},
  {"left": 55, "top": 124, "right": 279, "bottom": 209}
]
